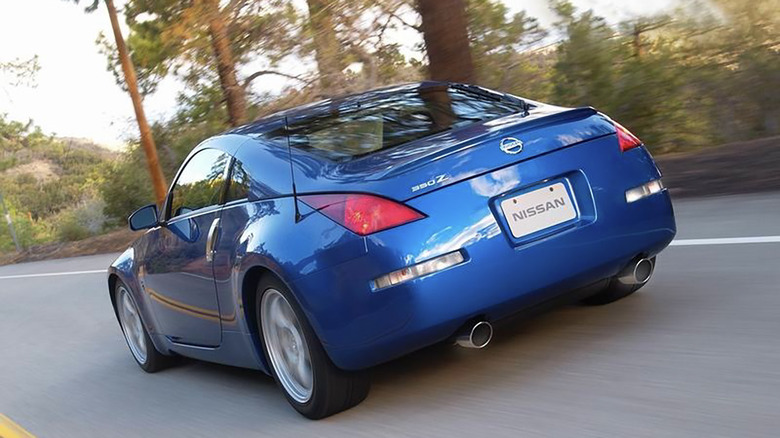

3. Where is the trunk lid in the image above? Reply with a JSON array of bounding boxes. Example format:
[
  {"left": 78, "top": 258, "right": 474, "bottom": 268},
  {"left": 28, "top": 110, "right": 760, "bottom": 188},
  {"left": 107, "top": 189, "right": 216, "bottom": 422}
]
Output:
[{"left": 290, "top": 105, "right": 616, "bottom": 201}]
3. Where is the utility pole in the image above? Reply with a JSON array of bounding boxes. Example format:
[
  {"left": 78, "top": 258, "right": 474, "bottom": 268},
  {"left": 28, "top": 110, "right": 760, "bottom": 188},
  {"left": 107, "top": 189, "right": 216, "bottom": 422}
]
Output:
[{"left": 0, "top": 192, "right": 20, "bottom": 252}]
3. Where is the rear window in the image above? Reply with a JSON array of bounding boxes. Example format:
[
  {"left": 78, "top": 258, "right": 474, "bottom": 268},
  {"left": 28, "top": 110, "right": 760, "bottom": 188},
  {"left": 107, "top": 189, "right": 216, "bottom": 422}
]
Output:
[{"left": 283, "top": 85, "right": 528, "bottom": 162}]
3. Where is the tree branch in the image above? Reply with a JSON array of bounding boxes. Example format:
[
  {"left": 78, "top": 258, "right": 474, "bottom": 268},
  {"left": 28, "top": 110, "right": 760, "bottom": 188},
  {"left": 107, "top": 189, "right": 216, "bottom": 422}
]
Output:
[
  {"left": 383, "top": 9, "right": 421, "bottom": 32},
  {"left": 243, "top": 70, "right": 312, "bottom": 88}
]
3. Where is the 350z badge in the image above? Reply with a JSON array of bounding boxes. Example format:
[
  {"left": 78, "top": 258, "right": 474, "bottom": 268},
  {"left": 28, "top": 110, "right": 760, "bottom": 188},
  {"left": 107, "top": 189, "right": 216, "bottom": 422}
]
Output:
[{"left": 411, "top": 174, "right": 449, "bottom": 193}]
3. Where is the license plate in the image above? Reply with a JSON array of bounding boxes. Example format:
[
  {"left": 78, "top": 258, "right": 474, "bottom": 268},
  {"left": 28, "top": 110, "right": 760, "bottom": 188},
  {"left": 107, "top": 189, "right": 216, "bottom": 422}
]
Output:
[{"left": 500, "top": 182, "right": 577, "bottom": 238}]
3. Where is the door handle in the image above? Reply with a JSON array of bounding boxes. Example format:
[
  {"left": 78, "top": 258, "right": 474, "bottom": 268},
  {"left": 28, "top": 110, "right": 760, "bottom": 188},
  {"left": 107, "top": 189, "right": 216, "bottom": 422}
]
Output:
[{"left": 206, "top": 218, "right": 221, "bottom": 262}]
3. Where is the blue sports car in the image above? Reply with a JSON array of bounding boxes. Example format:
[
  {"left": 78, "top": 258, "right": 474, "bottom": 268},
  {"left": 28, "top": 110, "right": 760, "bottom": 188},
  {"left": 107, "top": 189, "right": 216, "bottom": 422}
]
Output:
[{"left": 109, "top": 82, "right": 676, "bottom": 419}]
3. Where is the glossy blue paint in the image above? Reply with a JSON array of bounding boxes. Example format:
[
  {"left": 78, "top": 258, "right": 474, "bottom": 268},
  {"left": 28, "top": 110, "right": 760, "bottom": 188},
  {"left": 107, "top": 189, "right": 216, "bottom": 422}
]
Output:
[
  {"left": 288, "top": 106, "right": 615, "bottom": 202},
  {"left": 109, "top": 82, "right": 676, "bottom": 375}
]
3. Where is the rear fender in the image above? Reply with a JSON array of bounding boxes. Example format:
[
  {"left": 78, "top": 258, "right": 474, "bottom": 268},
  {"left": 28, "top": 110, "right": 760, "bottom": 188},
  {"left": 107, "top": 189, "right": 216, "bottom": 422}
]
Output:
[{"left": 229, "top": 199, "right": 369, "bottom": 369}]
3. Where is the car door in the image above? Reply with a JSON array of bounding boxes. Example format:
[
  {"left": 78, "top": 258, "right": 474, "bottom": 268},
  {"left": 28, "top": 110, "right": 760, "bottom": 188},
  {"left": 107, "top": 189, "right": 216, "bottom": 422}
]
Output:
[
  {"left": 141, "top": 148, "right": 230, "bottom": 347},
  {"left": 210, "top": 142, "right": 292, "bottom": 332}
]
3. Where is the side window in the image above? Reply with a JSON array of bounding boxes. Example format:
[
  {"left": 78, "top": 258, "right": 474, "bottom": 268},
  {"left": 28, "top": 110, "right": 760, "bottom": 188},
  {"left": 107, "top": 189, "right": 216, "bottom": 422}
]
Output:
[
  {"left": 232, "top": 142, "right": 285, "bottom": 200},
  {"left": 225, "top": 159, "right": 250, "bottom": 202},
  {"left": 168, "top": 149, "right": 229, "bottom": 219}
]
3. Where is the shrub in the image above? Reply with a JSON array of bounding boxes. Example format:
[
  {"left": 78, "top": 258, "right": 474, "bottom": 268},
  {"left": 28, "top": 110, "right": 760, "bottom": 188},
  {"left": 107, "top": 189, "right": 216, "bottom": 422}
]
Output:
[
  {"left": 54, "top": 197, "right": 108, "bottom": 242},
  {"left": 99, "top": 156, "right": 155, "bottom": 225}
]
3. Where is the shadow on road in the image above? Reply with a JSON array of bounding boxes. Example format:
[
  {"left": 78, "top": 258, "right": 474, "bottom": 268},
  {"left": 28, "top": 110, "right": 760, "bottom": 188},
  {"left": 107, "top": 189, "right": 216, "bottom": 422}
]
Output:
[{"left": 364, "top": 290, "right": 662, "bottom": 413}]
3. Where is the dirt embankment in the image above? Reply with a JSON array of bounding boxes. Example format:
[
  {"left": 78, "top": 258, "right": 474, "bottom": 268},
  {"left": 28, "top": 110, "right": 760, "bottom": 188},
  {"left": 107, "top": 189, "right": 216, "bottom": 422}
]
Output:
[
  {"left": 1, "top": 136, "right": 778, "bottom": 266},
  {"left": 655, "top": 135, "right": 780, "bottom": 198},
  {"left": 0, "top": 228, "right": 139, "bottom": 266}
]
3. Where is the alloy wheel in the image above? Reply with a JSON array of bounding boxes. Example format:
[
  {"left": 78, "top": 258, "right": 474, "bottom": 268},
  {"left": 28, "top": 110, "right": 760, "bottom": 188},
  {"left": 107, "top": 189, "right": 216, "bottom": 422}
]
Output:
[
  {"left": 261, "top": 288, "right": 314, "bottom": 403},
  {"left": 117, "top": 286, "right": 148, "bottom": 364}
]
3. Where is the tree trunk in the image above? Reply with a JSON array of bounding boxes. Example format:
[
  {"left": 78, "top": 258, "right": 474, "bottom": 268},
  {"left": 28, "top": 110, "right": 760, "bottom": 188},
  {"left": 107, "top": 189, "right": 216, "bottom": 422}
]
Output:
[
  {"left": 307, "top": 0, "right": 345, "bottom": 92},
  {"left": 416, "top": 0, "right": 475, "bottom": 84},
  {"left": 205, "top": 0, "right": 247, "bottom": 127},
  {"left": 420, "top": 85, "right": 456, "bottom": 130},
  {"left": 104, "top": 0, "right": 168, "bottom": 206},
  {"left": 632, "top": 25, "right": 645, "bottom": 58}
]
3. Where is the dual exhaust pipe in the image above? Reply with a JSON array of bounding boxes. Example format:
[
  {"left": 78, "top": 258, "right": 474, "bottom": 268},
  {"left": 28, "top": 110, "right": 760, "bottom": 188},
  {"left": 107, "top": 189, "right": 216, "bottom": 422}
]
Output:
[
  {"left": 617, "top": 257, "right": 655, "bottom": 285},
  {"left": 454, "top": 320, "right": 493, "bottom": 349},
  {"left": 453, "top": 257, "right": 653, "bottom": 349}
]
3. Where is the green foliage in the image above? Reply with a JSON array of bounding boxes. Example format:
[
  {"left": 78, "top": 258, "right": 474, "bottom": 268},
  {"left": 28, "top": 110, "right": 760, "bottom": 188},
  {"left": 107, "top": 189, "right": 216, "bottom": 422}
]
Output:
[
  {"left": 466, "top": 0, "right": 551, "bottom": 100},
  {"left": 0, "top": 115, "right": 114, "bottom": 251},
  {"left": 0, "top": 203, "right": 54, "bottom": 252},
  {"left": 684, "top": 0, "right": 780, "bottom": 140},
  {"left": 99, "top": 87, "right": 231, "bottom": 223},
  {"left": 551, "top": 1, "right": 621, "bottom": 110},
  {"left": 99, "top": 152, "right": 155, "bottom": 224},
  {"left": 53, "top": 197, "right": 108, "bottom": 242},
  {"left": 98, "top": 0, "right": 304, "bottom": 98},
  {"left": 0, "top": 117, "right": 48, "bottom": 153},
  {"left": 0, "top": 116, "right": 110, "bottom": 220},
  {"left": 548, "top": 0, "right": 779, "bottom": 152}
]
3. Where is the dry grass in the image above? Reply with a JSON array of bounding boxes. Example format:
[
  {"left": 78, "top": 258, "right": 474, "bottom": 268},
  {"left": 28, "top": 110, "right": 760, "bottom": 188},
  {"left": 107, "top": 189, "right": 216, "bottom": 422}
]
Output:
[{"left": 1, "top": 159, "right": 60, "bottom": 182}]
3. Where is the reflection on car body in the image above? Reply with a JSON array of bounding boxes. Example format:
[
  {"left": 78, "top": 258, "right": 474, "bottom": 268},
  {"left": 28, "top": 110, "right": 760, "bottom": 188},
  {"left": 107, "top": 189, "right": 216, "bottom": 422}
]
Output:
[{"left": 108, "top": 82, "right": 676, "bottom": 419}]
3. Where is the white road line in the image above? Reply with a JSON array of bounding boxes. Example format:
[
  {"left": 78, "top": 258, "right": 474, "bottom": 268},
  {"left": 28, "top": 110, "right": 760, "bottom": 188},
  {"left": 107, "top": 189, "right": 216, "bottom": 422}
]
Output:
[
  {"left": 0, "top": 269, "right": 106, "bottom": 280},
  {"left": 671, "top": 236, "right": 780, "bottom": 246},
  {"left": 0, "top": 235, "right": 778, "bottom": 279}
]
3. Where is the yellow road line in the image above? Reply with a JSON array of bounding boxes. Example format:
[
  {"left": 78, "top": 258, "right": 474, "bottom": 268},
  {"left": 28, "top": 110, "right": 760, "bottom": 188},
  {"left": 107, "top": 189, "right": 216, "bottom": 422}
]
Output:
[{"left": 0, "top": 414, "right": 35, "bottom": 438}]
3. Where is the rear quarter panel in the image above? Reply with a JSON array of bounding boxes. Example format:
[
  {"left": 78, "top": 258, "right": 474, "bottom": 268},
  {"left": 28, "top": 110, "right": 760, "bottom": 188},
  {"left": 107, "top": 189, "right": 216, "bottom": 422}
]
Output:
[{"left": 215, "top": 197, "right": 368, "bottom": 371}]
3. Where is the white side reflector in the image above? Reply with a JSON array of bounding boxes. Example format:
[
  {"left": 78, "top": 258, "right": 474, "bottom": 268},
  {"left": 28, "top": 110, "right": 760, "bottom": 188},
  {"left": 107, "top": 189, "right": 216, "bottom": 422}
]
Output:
[
  {"left": 625, "top": 179, "right": 664, "bottom": 203},
  {"left": 373, "top": 250, "right": 465, "bottom": 290}
]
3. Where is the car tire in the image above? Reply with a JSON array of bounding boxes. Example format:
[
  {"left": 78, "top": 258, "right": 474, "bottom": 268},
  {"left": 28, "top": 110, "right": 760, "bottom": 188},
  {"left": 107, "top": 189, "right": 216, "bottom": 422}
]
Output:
[
  {"left": 256, "top": 276, "right": 370, "bottom": 419},
  {"left": 114, "top": 280, "right": 174, "bottom": 373}
]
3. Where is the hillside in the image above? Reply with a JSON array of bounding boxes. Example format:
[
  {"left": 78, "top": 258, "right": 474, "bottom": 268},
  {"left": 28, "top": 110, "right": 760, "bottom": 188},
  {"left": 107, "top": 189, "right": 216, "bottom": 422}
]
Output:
[{"left": 0, "top": 116, "right": 117, "bottom": 251}]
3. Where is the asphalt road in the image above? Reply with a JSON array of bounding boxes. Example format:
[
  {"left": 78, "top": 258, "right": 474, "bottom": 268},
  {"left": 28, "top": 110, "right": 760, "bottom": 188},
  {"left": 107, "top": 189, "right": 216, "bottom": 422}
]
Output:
[{"left": 1, "top": 193, "right": 779, "bottom": 437}]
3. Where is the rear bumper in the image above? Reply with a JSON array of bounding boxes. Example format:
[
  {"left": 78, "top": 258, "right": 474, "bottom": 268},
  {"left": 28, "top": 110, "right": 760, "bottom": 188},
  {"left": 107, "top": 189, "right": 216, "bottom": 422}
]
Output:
[{"left": 291, "top": 139, "right": 676, "bottom": 370}]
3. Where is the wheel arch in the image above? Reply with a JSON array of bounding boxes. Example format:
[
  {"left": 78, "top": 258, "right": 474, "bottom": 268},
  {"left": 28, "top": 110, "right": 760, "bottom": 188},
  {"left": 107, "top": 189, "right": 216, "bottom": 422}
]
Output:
[
  {"left": 239, "top": 262, "right": 326, "bottom": 373},
  {"left": 239, "top": 263, "right": 292, "bottom": 372},
  {"left": 240, "top": 265, "right": 273, "bottom": 353},
  {"left": 108, "top": 272, "right": 120, "bottom": 320},
  {"left": 107, "top": 259, "right": 172, "bottom": 356}
]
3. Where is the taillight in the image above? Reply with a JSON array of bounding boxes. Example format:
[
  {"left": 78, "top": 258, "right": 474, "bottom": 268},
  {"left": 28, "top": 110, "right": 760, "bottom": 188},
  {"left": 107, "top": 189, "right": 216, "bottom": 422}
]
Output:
[
  {"left": 614, "top": 121, "right": 642, "bottom": 152},
  {"left": 299, "top": 193, "right": 425, "bottom": 235}
]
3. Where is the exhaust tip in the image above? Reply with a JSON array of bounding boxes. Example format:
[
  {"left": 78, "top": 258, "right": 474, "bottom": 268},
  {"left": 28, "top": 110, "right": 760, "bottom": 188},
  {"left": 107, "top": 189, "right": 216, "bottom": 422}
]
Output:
[
  {"left": 634, "top": 258, "right": 653, "bottom": 284},
  {"left": 455, "top": 321, "right": 493, "bottom": 349},
  {"left": 618, "top": 257, "right": 654, "bottom": 285}
]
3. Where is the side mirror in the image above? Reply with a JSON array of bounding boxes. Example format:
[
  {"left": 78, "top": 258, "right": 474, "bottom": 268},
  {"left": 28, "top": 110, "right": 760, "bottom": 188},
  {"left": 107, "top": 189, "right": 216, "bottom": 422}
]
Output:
[{"left": 128, "top": 204, "right": 159, "bottom": 231}]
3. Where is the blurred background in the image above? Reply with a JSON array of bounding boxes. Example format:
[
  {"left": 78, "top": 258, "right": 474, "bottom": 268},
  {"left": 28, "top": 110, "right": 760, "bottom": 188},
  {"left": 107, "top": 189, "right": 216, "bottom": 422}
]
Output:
[
  {"left": 0, "top": 0, "right": 778, "bottom": 261},
  {"left": 1, "top": 2, "right": 779, "bottom": 436}
]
